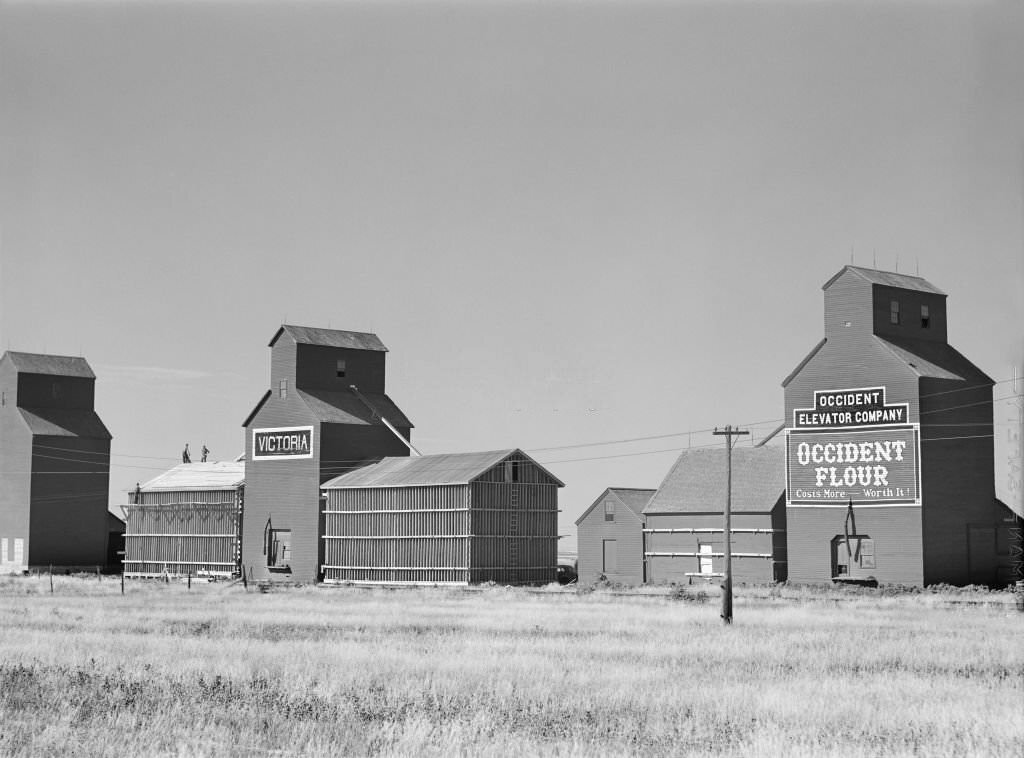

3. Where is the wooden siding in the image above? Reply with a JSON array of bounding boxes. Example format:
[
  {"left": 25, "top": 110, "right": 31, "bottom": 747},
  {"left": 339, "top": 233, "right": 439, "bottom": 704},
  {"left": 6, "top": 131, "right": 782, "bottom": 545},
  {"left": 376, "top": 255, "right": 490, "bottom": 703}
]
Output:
[
  {"left": 469, "top": 480, "right": 558, "bottom": 585},
  {"left": 242, "top": 392, "right": 320, "bottom": 583},
  {"left": 122, "top": 489, "right": 242, "bottom": 577},
  {"left": 871, "top": 285, "right": 947, "bottom": 343},
  {"left": 321, "top": 473, "right": 559, "bottom": 585},
  {"left": 823, "top": 269, "right": 874, "bottom": 341},
  {"left": 919, "top": 378, "right": 1000, "bottom": 585},
  {"left": 576, "top": 493, "right": 644, "bottom": 586},
  {"left": 323, "top": 485, "right": 471, "bottom": 583},
  {"left": 16, "top": 373, "right": 95, "bottom": 411},
  {"left": 473, "top": 451, "right": 562, "bottom": 486},
  {"left": 644, "top": 512, "right": 778, "bottom": 585},
  {"left": 28, "top": 436, "right": 110, "bottom": 569},
  {"left": 296, "top": 344, "right": 385, "bottom": 393},
  {"left": 0, "top": 359, "right": 31, "bottom": 573},
  {"left": 787, "top": 506, "right": 923, "bottom": 585}
]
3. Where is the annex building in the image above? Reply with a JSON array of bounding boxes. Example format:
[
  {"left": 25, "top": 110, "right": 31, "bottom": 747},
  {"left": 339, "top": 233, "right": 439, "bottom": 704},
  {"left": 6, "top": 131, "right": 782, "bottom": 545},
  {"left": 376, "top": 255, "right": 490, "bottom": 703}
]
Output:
[{"left": 0, "top": 352, "right": 113, "bottom": 572}]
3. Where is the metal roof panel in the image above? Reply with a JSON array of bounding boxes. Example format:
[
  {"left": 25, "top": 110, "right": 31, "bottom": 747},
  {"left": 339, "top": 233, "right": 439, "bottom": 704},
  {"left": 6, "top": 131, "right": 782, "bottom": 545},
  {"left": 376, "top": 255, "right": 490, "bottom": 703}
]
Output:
[
  {"left": 138, "top": 461, "right": 245, "bottom": 491},
  {"left": 3, "top": 352, "right": 95, "bottom": 378}
]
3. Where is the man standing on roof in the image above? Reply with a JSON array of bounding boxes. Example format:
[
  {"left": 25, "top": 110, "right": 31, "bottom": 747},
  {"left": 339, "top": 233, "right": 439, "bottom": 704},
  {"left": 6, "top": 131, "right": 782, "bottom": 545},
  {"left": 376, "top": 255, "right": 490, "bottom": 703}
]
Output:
[
  {"left": 201, "top": 444, "right": 209, "bottom": 463},
  {"left": 182, "top": 443, "right": 191, "bottom": 464}
]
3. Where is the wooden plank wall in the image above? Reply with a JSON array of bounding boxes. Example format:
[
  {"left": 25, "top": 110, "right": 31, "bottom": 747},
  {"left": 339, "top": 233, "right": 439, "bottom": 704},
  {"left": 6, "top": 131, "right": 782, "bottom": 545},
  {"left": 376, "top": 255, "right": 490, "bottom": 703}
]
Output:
[
  {"left": 323, "top": 485, "right": 471, "bottom": 583},
  {"left": 469, "top": 479, "right": 558, "bottom": 585},
  {"left": 123, "top": 490, "right": 241, "bottom": 577}
]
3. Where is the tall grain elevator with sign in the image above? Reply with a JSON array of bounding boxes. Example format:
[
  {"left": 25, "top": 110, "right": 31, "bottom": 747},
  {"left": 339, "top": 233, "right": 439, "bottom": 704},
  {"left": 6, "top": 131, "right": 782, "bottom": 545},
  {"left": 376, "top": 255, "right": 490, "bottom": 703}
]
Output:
[
  {"left": 241, "top": 326, "right": 415, "bottom": 583},
  {"left": 783, "top": 266, "right": 1019, "bottom": 586}
]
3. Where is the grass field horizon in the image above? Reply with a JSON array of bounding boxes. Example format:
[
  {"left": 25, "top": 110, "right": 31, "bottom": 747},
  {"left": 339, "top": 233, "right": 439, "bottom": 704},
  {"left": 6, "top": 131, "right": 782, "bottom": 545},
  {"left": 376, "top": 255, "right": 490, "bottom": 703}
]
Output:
[{"left": 1, "top": 576, "right": 1021, "bottom": 757}]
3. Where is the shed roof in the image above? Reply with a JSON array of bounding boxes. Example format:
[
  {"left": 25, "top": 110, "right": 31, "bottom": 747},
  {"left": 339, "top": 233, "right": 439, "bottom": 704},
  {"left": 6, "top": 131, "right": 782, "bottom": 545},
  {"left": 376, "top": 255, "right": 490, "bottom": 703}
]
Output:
[
  {"left": 270, "top": 325, "right": 388, "bottom": 351},
  {"left": 3, "top": 352, "right": 95, "bottom": 378},
  {"left": 299, "top": 389, "right": 413, "bottom": 428},
  {"left": 137, "top": 461, "right": 245, "bottom": 492},
  {"left": 644, "top": 446, "right": 785, "bottom": 515},
  {"left": 574, "top": 487, "right": 655, "bottom": 526},
  {"left": 20, "top": 407, "right": 111, "bottom": 439},
  {"left": 876, "top": 335, "right": 993, "bottom": 384},
  {"left": 323, "top": 449, "right": 564, "bottom": 488},
  {"left": 823, "top": 266, "right": 946, "bottom": 295}
]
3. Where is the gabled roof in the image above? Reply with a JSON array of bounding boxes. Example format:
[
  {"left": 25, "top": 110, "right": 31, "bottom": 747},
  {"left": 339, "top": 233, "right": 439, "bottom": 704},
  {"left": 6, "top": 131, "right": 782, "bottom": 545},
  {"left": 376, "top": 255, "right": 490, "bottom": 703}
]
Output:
[
  {"left": 322, "top": 449, "right": 564, "bottom": 488},
  {"left": 823, "top": 266, "right": 946, "bottom": 295},
  {"left": 875, "top": 335, "right": 993, "bottom": 384},
  {"left": 644, "top": 446, "right": 784, "bottom": 515},
  {"left": 575, "top": 487, "right": 655, "bottom": 526},
  {"left": 782, "top": 338, "right": 827, "bottom": 388},
  {"left": 2, "top": 352, "right": 95, "bottom": 378},
  {"left": 269, "top": 325, "right": 387, "bottom": 351},
  {"left": 20, "top": 407, "right": 111, "bottom": 439},
  {"left": 137, "top": 461, "right": 245, "bottom": 492}
]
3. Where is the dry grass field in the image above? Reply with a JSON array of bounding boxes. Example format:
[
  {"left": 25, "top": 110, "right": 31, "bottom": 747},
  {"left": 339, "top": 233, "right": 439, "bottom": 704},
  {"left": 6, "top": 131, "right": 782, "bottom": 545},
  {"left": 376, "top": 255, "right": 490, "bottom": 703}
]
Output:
[{"left": 0, "top": 576, "right": 1021, "bottom": 757}]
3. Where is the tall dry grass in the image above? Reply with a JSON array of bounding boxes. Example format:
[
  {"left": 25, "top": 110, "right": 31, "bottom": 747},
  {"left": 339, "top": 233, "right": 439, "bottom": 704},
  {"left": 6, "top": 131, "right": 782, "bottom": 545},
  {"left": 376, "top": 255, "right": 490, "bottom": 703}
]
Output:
[{"left": 0, "top": 575, "right": 1021, "bottom": 756}]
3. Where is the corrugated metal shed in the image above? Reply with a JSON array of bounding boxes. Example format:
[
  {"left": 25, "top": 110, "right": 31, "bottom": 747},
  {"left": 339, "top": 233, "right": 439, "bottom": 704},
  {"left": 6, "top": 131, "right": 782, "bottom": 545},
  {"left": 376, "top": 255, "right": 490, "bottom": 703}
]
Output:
[
  {"left": 138, "top": 462, "right": 245, "bottom": 492},
  {"left": 644, "top": 446, "right": 785, "bottom": 515},
  {"left": 269, "top": 325, "right": 388, "bottom": 351},
  {"left": 323, "top": 449, "right": 564, "bottom": 488},
  {"left": 823, "top": 266, "right": 946, "bottom": 295},
  {"left": 3, "top": 352, "right": 96, "bottom": 378}
]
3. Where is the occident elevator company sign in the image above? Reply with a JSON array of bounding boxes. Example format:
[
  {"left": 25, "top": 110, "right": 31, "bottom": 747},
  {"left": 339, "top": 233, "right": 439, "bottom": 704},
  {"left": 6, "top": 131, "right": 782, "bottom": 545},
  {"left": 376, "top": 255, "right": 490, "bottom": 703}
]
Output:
[
  {"left": 786, "top": 387, "right": 920, "bottom": 506},
  {"left": 252, "top": 426, "right": 314, "bottom": 460}
]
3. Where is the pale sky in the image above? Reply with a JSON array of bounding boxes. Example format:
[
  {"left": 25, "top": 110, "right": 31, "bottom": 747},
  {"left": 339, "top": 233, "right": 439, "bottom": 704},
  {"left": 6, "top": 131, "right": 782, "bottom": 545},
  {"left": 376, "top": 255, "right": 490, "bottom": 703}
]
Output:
[{"left": 2, "top": 1, "right": 1022, "bottom": 549}]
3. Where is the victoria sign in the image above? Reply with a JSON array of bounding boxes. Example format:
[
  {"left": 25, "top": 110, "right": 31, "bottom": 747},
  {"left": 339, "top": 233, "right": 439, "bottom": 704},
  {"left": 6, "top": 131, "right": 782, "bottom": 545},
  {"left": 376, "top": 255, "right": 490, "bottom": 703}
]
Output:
[{"left": 252, "top": 426, "right": 314, "bottom": 460}]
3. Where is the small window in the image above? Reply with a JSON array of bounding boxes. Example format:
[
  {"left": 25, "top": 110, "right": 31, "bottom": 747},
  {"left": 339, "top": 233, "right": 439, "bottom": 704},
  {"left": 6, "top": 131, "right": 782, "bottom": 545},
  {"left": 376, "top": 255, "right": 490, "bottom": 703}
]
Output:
[
  {"left": 890, "top": 300, "right": 900, "bottom": 325},
  {"left": 504, "top": 460, "right": 520, "bottom": 482},
  {"left": 52, "top": 382, "right": 60, "bottom": 399},
  {"left": 921, "top": 305, "right": 930, "bottom": 328},
  {"left": 279, "top": 379, "right": 287, "bottom": 399},
  {"left": 336, "top": 359, "right": 346, "bottom": 378},
  {"left": 604, "top": 498, "right": 615, "bottom": 522}
]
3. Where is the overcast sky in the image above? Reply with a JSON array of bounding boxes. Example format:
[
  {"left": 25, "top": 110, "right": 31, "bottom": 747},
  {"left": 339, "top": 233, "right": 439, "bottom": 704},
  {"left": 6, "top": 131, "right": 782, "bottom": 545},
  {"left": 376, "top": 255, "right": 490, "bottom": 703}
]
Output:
[{"left": 2, "top": 1, "right": 1022, "bottom": 547}]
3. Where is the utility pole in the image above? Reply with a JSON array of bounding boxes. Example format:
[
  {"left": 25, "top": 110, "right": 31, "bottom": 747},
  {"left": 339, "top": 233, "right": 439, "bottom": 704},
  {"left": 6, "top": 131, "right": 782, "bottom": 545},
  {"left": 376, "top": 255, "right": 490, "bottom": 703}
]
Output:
[{"left": 714, "top": 425, "right": 749, "bottom": 624}]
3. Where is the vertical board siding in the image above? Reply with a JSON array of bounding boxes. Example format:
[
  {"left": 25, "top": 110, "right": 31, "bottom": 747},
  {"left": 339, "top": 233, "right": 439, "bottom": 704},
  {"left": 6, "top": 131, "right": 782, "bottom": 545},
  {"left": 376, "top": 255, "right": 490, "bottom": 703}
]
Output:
[
  {"left": 322, "top": 464, "right": 559, "bottom": 585},
  {"left": 323, "top": 485, "right": 470, "bottom": 583},
  {"left": 122, "top": 490, "right": 242, "bottom": 577}
]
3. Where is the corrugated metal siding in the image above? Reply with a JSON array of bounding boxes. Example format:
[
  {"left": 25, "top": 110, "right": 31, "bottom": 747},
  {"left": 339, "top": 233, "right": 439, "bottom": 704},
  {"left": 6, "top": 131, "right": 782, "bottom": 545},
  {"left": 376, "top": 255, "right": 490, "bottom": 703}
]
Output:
[
  {"left": 122, "top": 489, "right": 242, "bottom": 577},
  {"left": 645, "top": 512, "right": 777, "bottom": 585},
  {"left": 787, "top": 506, "right": 922, "bottom": 584},
  {"left": 576, "top": 493, "right": 645, "bottom": 586}
]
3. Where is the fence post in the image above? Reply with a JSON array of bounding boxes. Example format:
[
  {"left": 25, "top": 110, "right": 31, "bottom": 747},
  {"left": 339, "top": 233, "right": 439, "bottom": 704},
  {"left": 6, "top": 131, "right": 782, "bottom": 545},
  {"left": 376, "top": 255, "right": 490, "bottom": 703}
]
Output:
[
  {"left": 49, "top": 566, "right": 53, "bottom": 594},
  {"left": 241, "top": 565, "right": 248, "bottom": 590},
  {"left": 121, "top": 571, "right": 125, "bottom": 595}
]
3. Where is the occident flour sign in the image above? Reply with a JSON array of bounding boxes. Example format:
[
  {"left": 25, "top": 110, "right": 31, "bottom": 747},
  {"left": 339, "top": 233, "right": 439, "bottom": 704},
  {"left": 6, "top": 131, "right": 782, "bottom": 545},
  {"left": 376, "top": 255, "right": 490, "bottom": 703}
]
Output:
[
  {"left": 252, "top": 426, "right": 314, "bottom": 460},
  {"left": 786, "top": 387, "right": 920, "bottom": 506}
]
